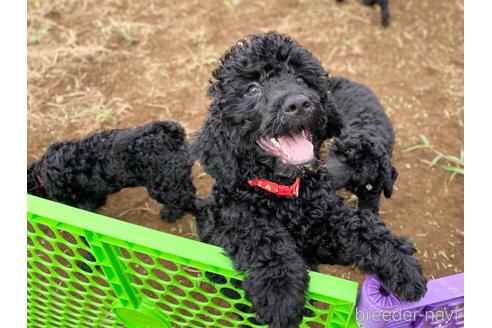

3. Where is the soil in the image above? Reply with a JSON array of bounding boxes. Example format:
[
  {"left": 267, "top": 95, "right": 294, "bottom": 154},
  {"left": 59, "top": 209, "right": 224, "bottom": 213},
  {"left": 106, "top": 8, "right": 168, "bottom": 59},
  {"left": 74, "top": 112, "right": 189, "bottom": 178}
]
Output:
[{"left": 28, "top": 0, "right": 463, "bottom": 285}]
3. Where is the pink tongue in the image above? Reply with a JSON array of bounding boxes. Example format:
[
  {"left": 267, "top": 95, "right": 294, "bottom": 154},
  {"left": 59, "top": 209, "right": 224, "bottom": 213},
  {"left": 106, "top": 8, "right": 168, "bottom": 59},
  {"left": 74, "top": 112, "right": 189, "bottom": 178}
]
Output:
[{"left": 277, "top": 132, "right": 314, "bottom": 164}]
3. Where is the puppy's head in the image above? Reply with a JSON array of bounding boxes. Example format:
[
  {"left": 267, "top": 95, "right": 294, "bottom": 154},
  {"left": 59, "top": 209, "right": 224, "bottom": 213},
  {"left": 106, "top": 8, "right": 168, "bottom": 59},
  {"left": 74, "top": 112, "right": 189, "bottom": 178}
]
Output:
[{"left": 193, "top": 32, "right": 342, "bottom": 186}]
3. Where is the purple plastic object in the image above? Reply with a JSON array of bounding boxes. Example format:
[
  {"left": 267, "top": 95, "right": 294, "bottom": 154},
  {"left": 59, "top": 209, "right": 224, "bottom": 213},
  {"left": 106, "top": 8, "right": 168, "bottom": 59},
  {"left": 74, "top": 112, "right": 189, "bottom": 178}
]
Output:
[{"left": 355, "top": 273, "right": 464, "bottom": 328}]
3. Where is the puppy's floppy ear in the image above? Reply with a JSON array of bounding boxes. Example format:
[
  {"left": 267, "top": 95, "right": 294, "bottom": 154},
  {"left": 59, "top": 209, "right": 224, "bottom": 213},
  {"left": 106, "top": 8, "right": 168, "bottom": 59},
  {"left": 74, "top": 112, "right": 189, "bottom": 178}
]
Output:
[
  {"left": 191, "top": 115, "right": 240, "bottom": 187},
  {"left": 193, "top": 77, "right": 241, "bottom": 186}
]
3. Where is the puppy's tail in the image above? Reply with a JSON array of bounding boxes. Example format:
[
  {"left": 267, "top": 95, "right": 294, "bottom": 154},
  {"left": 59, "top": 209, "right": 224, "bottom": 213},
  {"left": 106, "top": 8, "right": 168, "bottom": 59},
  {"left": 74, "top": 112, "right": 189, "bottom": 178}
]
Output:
[{"left": 112, "top": 120, "right": 186, "bottom": 153}]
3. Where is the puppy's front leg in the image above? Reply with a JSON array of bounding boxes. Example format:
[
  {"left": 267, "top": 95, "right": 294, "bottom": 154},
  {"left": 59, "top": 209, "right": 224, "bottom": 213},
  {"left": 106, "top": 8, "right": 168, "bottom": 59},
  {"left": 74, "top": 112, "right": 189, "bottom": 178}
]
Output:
[
  {"left": 206, "top": 210, "right": 308, "bottom": 328},
  {"left": 333, "top": 208, "right": 427, "bottom": 301}
]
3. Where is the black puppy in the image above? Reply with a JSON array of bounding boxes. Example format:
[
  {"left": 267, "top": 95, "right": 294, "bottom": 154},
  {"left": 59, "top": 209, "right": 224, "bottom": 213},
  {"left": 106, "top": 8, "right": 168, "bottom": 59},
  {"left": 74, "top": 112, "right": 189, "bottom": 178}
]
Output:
[
  {"left": 322, "top": 76, "right": 397, "bottom": 213},
  {"left": 192, "top": 32, "right": 426, "bottom": 328},
  {"left": 336, "top": 0, "right": 390, "bottom": 26},
  {"left": 28, "top": 121, "right": 198, "bottom": 222}
]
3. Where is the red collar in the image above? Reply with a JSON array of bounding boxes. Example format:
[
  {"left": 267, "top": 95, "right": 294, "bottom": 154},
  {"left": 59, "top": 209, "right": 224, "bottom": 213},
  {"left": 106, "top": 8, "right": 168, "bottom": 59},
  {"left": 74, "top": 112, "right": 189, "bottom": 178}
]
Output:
[{"left": 247, "top": 177, "right": 301, "bottom": 197}]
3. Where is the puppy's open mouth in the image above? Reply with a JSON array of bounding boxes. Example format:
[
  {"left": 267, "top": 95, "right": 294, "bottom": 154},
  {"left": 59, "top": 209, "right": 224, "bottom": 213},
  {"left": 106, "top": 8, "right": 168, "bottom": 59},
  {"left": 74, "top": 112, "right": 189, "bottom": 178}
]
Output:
[{"left": 257, "top": 130, "right": 314, "bottom": 166}]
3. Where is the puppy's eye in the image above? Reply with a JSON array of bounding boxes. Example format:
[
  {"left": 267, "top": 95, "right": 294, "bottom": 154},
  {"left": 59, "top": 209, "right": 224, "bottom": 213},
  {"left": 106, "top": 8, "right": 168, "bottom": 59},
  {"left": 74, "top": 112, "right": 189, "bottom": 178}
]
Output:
[
  {"left": 246, "top": 83, "right": 261, "bottom": 96},
  {"left": 296, "top": 76, "right": 306, "bottom": 85}
]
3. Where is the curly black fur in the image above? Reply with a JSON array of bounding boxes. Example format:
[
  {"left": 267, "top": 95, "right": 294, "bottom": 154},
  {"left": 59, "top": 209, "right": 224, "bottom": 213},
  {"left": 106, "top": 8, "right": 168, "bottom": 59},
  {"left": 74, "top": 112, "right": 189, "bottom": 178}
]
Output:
[
  {"left": 192, "top": 32, "right": 426, "bottom": 327},
  {"left": 321, "top": 76, "right": 398, "bottom": 213},
  {"left": 27, "top": 121, "right": 198, "bottom": 222},
  {"left": 336, "top": 0, "right": 390, "bottom": 26}
]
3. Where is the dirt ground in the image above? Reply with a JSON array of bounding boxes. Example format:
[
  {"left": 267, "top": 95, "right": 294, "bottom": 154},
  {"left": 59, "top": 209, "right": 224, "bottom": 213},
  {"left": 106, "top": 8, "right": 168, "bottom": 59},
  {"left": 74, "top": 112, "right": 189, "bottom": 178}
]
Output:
[{"left": 27, "top": 0, "right": 464, "bottom": 285}]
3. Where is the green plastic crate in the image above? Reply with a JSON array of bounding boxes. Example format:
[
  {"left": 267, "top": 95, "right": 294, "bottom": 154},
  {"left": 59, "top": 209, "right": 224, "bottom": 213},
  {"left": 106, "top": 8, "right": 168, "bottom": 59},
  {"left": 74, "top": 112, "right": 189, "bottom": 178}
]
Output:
[{"left": 27, "top": 195, "right": 359, "bottom": 328}]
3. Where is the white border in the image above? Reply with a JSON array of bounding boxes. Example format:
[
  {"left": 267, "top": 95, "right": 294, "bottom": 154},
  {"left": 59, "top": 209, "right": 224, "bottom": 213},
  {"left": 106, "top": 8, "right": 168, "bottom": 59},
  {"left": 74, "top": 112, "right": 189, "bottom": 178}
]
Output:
[
  {"left": 465, "top": 1, "right": 492, "bottom": 326},
  {"left": 0, "top": 0, "right": 27, "bottom": 325},
  {"left": 0, "top": 0, "right": 481, "bottom": 326}
]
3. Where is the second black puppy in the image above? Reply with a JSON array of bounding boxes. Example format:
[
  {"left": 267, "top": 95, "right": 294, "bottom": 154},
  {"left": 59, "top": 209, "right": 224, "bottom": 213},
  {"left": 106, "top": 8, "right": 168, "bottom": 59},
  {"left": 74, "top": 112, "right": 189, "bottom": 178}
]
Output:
[
  {"left": 28, "top": 121, "right": 198, "bottom": 222},
  {"left": 322, "top": 76, "right": 398, "bottom": 213}
]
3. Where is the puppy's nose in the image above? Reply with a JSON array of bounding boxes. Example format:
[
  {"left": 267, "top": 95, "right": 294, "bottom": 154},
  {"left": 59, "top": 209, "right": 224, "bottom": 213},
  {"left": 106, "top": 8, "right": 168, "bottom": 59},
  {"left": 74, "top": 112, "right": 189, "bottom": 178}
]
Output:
[{"left": 282, "top": 95, "right": 312, "bottom": 116}]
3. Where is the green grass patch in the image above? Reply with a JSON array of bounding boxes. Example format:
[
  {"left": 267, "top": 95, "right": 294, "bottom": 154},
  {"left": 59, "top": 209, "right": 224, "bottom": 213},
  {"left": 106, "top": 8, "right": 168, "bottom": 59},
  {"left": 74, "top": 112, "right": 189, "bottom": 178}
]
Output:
[
  {"left": 95, "top": 107, "right": 114, "bottom": 123},
  {"left": 28, "top": 25, "right": 51, "bottom": 45},
  {"left": 405, "top": 135, "right": 464, "bottom": 181}
]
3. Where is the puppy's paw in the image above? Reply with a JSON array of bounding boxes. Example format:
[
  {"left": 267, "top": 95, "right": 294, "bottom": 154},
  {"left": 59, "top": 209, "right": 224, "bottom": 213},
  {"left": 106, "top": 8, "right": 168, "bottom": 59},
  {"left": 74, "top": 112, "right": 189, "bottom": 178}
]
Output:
[
  {"left": 255, "top": 306, "right": 303, "bottom": 328},
  {"left": 252, "top": 292, "right": 305, "bottom": 328},
  {"left": 391, "top": 274, "right": 427, "bottom": 302},
  {"left": 159, "top": 207, "right": 185, "bottom": 222},
  {"left": 382, "top": 257, "right": 427, "bottom": 302}
]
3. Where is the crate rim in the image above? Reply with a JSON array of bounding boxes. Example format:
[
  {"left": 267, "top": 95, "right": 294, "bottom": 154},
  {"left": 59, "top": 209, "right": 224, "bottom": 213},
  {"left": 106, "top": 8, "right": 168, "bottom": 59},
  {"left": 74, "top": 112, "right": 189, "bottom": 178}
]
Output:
[{"left": 27, "top": 194, "right": 359, "bottom": 304}]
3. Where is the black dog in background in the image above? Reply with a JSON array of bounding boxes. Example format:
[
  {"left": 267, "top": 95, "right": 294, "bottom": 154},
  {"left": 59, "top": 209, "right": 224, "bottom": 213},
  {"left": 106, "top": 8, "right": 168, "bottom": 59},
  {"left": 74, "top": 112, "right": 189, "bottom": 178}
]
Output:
[
  {"left": 28, "top": 121, "right": 198, "bottom": 222},
  {"left": 192, "top": 32, "right": 426, "bottom": 328},
  {"left": 322, "top": 76, "right": 397, "bottom": 213},
  {"left": 336, "top": 0, "right": 390, "bottom": 26}
]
